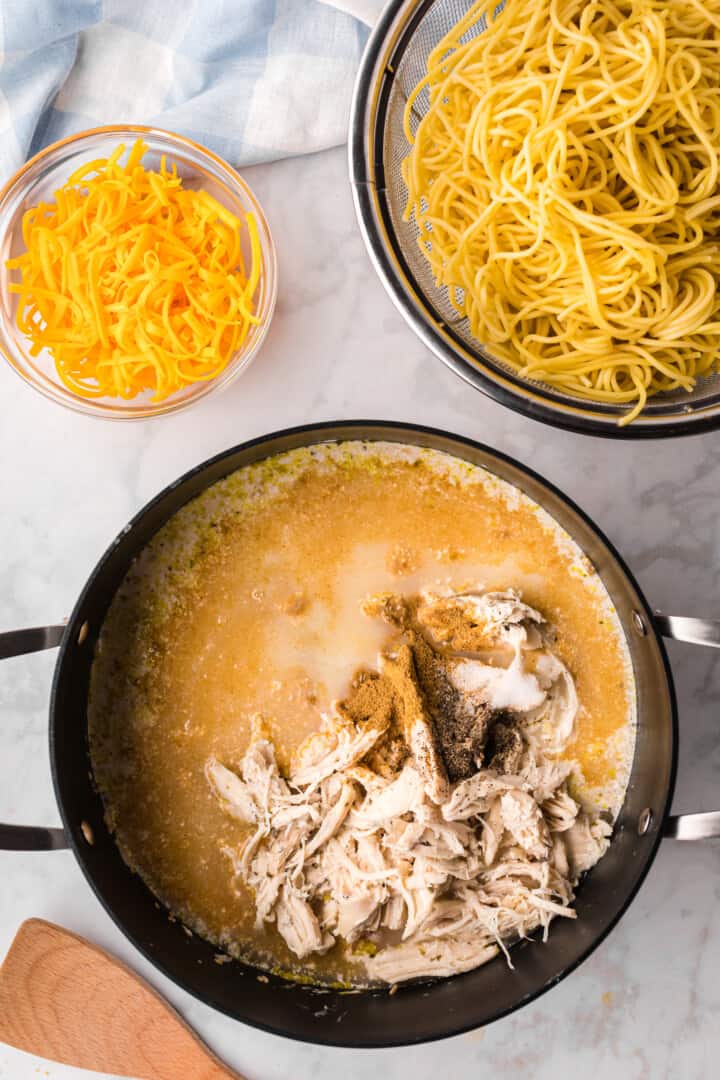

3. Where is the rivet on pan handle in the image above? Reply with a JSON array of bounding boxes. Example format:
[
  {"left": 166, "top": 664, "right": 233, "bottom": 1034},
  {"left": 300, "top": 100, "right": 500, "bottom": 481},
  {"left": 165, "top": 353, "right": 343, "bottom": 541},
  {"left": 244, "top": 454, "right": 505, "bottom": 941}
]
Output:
[
  {"left": 654, "top": 611, "right": 720, "bottom": 840},
  {"left": 0, "top": 624, "right": 69, "bottom": 851}
]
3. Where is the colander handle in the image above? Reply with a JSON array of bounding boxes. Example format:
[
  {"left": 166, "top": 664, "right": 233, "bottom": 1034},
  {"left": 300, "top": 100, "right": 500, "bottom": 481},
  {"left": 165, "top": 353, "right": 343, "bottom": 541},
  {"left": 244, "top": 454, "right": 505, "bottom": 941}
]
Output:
[
  {"left": 318, "top": 0, "right": 384, "bottom": 27},
  {"left": 655, "top": 611, "right": 720, "bottom": 840}
]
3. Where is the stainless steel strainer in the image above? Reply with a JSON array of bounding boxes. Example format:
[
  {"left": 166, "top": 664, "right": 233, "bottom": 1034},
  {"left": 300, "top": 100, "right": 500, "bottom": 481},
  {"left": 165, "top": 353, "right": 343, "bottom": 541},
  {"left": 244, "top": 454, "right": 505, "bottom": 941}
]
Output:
[{"left": 349, "top": 0, "right": 720, "bottom": 438}]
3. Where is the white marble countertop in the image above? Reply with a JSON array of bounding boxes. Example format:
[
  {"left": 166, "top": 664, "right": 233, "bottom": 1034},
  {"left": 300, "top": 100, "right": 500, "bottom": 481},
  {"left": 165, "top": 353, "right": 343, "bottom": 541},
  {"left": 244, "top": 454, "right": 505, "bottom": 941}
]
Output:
[{"left": 1, "top": 145, "right": 719, "bottom": 1080}]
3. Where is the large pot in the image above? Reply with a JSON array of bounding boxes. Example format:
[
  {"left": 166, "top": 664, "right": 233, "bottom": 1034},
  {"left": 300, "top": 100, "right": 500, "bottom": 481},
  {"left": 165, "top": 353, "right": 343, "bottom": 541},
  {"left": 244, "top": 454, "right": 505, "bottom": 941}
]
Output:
[{"left": 2, "top": 421, "right": 718, "bottom": 1047}]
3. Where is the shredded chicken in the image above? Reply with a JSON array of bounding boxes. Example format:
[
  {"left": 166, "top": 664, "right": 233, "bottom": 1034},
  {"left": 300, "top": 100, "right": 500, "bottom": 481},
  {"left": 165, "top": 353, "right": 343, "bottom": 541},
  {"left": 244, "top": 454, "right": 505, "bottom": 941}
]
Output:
[{"left": 206, "top": 589, "right": 613, "bottom": 983}]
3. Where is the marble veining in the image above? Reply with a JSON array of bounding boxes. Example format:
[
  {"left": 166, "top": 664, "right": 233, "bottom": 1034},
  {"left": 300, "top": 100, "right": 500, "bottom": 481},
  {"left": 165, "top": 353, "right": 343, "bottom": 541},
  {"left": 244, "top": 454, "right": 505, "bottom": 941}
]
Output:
[{"left": 0, "top": 146, "right": 719, "bottom": 1080}]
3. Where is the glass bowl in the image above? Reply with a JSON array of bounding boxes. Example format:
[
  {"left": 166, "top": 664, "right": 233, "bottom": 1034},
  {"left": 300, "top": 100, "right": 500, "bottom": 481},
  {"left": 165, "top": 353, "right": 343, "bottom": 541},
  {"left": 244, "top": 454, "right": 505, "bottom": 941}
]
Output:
[{"left": 0, "top": 126, "right": 277, "bottom": 419}]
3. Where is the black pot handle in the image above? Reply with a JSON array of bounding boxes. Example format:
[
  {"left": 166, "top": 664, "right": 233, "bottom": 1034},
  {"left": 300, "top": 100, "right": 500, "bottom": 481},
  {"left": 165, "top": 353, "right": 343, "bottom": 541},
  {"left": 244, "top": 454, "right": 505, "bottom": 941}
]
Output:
[
  {"left": 0, "top": 625, "right": 69, "bottom": 851},
  {"left": 655, "top": 611, "right": 720, "bottom": 840}
]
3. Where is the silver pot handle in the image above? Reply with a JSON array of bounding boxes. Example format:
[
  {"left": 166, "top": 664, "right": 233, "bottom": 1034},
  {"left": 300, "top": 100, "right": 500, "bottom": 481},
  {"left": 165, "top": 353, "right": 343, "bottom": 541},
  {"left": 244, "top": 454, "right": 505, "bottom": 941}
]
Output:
[
  {"left": 655, "top": 611, "right": 720, "bottom": 840},
  {"left": 654, "top": 613, "right": 720, "bottom": 648},
  {"left": 663, "top": 813, "right": 720, "bottom": 840},
  {"left": 0, "top": 624, "right": 69, "bottom": 851}
]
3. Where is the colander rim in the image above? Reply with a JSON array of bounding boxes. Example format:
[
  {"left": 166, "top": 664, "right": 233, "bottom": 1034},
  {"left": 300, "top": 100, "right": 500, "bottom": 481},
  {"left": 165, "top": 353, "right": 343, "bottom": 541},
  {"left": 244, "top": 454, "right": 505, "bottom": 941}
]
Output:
[{"left": 348, "top": 0, "right": 720, "bottom": 440}]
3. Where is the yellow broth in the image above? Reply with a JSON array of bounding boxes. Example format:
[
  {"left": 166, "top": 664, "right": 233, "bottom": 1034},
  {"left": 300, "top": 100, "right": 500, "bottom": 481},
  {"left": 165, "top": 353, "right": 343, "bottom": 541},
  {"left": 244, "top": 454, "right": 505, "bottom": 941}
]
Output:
[{"left": 88, "top": 442, "right": 634, "bottom": 983}]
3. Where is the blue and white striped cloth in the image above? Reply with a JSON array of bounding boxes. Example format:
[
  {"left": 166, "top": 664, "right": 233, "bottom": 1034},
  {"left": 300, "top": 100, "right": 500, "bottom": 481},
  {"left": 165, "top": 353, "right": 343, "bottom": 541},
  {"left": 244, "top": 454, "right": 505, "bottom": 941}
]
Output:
[{"left": 0, "top": 0, "right": 381, "bottom": 184}]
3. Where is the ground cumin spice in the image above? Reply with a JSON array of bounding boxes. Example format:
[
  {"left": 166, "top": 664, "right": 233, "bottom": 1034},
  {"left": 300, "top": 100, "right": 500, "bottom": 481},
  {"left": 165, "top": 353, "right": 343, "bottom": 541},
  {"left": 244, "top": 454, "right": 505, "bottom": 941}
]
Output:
[
  {"left": 380, "top": 643, "right": 450, "bottom": 801},
  {"left": 416, "top": 595, "right": 496, "bottom": 653},
  {"left": 336, "top": 670, "right": 408, "bottom": 778},
  {"left": 340, "top": 592, "right": 515, "bottom": 783}
]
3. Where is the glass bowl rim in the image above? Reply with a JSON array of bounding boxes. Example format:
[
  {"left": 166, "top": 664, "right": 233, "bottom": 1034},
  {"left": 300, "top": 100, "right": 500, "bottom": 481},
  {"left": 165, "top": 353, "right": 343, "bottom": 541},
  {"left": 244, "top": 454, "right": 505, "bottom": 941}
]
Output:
[{"left": 0, "top": 123, "right": 278, "bottom": 420}]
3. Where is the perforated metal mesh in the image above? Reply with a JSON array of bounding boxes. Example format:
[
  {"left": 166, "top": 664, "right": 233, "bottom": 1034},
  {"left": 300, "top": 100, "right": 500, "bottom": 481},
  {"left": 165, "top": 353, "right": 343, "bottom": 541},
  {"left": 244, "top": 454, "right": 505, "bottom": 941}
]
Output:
[{"left": 375, "top": 0, "right": 720, "bottom": 422}]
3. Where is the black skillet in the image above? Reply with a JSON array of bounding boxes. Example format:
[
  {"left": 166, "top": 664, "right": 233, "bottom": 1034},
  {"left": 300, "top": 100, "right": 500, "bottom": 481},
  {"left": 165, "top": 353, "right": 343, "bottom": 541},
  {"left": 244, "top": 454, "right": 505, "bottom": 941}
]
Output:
[{"left": 2, "top": 421, "right": 719, "bottom": 1046}]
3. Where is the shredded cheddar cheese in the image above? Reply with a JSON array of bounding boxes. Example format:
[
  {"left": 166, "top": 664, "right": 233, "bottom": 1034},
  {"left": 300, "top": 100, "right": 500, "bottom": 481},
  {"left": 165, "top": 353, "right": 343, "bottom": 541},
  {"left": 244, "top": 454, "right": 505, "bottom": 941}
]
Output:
[{"left": 6, "top": 139, "right": 262, "bottom": 401}]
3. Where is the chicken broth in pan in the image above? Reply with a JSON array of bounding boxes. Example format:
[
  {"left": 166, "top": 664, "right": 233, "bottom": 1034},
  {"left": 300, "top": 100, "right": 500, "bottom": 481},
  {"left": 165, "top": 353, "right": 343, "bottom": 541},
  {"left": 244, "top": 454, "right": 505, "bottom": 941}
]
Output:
[{"left": 89, "top": 442, "right": 635, "bottom": 985}]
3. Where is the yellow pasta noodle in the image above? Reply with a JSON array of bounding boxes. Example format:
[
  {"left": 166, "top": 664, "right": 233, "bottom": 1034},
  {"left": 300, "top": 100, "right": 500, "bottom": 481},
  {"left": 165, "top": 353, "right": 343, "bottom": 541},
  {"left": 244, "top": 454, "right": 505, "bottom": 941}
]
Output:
[{"left": 402, "top": 0, "right": 720, "bottom": 423}]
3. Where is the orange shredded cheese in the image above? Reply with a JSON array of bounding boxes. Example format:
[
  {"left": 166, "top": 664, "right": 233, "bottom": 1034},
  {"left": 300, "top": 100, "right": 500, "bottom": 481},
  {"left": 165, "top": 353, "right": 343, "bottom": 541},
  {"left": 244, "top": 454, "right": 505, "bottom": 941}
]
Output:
[{"left": 6, "top": 139, "right": 263, "bottom": 401}]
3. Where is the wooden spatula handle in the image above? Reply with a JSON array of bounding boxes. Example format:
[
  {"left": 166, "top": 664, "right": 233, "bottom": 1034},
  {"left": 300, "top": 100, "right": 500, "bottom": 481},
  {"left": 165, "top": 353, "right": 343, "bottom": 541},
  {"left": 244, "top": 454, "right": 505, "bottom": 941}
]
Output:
[{"left": 0, "top": 919, "right": 241, "bottom": 1080}]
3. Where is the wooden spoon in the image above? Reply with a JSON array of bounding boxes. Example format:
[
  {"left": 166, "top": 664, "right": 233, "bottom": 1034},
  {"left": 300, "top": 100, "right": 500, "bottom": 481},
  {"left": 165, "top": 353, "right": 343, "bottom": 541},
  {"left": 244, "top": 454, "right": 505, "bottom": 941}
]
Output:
[{"left": 0, "top": 918, "right": 241, "bottom": 1080}]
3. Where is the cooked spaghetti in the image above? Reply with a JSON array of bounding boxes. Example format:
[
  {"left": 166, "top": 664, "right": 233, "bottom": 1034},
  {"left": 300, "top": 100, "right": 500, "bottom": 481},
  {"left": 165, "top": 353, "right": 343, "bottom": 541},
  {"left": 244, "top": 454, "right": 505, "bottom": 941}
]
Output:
[{"left": 402, "top": 0, "right": 720, "bottom": 423}]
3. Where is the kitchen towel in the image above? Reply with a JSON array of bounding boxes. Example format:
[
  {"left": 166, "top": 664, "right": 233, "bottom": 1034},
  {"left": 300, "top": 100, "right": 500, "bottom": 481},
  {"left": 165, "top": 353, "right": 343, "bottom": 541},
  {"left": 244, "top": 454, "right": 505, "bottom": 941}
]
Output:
[{"left": 0, "top": 0, "right": 377, "bottom": 183}]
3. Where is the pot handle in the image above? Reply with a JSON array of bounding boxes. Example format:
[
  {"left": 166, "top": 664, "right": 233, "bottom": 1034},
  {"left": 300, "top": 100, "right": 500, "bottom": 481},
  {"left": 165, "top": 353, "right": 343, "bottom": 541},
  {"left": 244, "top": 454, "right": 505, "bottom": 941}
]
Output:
[
  {"left": 655, "top": 611, "right": 720, "bottom": 839},
  {"left": 0, "top": 624, "right": 69, "bottom": 851},
  {"left": 663, "top": 813, "right": 720, "bottom": 840},
  {"left": 654, "top": 613, "right": 720, "bottom": 649}
]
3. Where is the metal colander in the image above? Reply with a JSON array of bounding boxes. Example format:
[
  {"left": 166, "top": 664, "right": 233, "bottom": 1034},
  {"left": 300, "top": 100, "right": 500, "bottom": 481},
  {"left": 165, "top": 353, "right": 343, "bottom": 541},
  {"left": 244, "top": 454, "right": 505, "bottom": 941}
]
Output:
[{"left": 349, "top": 0, "right": 720, "bottom": 438}]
